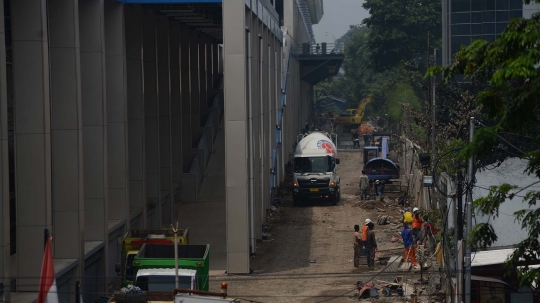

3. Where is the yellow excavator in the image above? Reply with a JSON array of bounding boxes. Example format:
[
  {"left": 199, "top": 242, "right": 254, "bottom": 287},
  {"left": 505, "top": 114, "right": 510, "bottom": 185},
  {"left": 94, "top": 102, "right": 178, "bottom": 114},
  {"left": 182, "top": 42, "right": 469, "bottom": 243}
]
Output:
[{"left": 334, "top": 96, "right": 372, "bottom": 129}]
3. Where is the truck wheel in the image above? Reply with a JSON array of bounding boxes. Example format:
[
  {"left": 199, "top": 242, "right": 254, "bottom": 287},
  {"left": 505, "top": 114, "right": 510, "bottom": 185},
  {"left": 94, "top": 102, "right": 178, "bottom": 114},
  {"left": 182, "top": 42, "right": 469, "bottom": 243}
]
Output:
[
  {"left": 293, "top": 196, "right": 300, "bottom": 206},
  {"left": 330, "top": 195, "right": 338, "bottom": 206}
]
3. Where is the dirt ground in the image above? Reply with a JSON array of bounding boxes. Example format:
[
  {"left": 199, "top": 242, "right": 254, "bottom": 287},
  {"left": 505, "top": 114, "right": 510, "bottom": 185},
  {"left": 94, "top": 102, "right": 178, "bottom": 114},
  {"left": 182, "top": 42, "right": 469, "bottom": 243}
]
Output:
[{"left": 209, "top": 151, "right": 439, "bottom": 303}]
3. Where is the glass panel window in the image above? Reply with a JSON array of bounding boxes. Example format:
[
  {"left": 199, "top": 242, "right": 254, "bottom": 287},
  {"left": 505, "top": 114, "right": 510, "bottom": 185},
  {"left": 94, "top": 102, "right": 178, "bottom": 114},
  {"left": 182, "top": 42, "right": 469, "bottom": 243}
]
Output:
[
  {"left": 472, "top": 35, "right": 483, "bottom": 41},
  {"left": 483, "top": 23, "right": 496, "bottom": 34},
  {"left": 472, "top": 12, "right": 483, "bottom": 22},
  {"left": 452, "top": 24, "right": 471, "bottom": 35},
  {"left": 451, "top": 36, "right": 471, "bottom": 54},
  {"left": 472, "top": 24, "right": 483, "bottom": 35},
  {"left": 483, "top": 34, "right": 496, "bottom": 42},
  {"left": 509, "top": 10, "right": 522, "bottom": 20},
  {"left": 452, "top": 0, "right": 471, "bottom": 12},
  {"left": 472, "top": 0, "right": 482, "bottom": 10},
  {"left": 496, "top": 11, "right": 509, "bottom": 22},
  {"left": 509, "top": 0, "right": 522, "bottom": 9},
  {"left": 496, "top": 22, "right": 509, "bottom": 34},
  {"left": 483, "top": 11, "right": 496, "bottom": 22},
  {"left": 496, "top": 0, "right": 508, "bottom": 10},
  {"left": 483, "top": 0, "right": 495, "bottom": 10},
  {"left": 452, "top": 12, "right": 471, "bottom": 24}
]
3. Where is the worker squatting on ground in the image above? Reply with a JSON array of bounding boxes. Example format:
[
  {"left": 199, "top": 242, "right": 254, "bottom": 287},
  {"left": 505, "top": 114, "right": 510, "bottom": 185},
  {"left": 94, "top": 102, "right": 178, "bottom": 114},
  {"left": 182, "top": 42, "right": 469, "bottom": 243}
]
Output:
[
  {"left": 353, "top": 225, "right": 362, "bottom": 267},
  {"left": 401, "top": 223, "right": 419, "bottom": 268},
  {"left": 365, "top": 222, "right": 377, "bottom": 270},
  {"left": 359, "top": 173, "right": 369, "bottom": 200},
  {"left": 361, "top": 218, "right": 371, "bottom": 248}
]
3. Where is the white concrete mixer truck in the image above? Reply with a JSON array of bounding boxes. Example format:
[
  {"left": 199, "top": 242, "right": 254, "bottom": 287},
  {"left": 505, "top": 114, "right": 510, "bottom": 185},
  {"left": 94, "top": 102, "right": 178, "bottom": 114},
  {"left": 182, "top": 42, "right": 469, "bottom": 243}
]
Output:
[{"left": 292, "top": 132, "right": 341, "bottom": 206}]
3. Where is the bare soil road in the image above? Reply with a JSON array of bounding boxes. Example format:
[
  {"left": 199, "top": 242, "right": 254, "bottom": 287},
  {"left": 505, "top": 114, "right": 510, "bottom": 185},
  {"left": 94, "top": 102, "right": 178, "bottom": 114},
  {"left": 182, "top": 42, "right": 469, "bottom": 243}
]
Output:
[{"left": 210, "top": 151, "right": 425, "bottom": 303}]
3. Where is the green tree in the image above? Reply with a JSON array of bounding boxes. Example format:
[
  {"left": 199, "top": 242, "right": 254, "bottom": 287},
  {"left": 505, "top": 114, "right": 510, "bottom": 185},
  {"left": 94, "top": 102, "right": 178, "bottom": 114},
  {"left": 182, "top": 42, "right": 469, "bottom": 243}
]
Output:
[
  {"left": 427, "top": 11, "right": 540, "bottom": 288},
  {"left": 362, "top": 0, "right": 441, "bottom": 71}
]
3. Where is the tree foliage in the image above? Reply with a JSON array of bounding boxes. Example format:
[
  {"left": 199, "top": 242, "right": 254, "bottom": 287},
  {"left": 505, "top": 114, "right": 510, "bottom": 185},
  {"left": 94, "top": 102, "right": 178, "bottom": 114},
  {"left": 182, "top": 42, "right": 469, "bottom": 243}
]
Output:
[
  {"left": 428, "top": 12, "right": 540, "bottom": 288},
  {"left": 362, "top": 0, "right": 441, "bottom": 70},
  {"left": 315, "top": 25, "right": 426, "bottom": 131}
]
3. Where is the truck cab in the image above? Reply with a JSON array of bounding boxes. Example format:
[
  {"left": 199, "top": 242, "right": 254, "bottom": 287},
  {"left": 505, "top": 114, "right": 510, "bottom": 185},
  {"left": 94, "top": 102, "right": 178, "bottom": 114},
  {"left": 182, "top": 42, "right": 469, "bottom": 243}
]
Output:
[
  {"left": 135, "top": 268, "right": 198, "bottom": 292},
  {"left": 292, "top": 132, "right": 340, "bottom": 206}
]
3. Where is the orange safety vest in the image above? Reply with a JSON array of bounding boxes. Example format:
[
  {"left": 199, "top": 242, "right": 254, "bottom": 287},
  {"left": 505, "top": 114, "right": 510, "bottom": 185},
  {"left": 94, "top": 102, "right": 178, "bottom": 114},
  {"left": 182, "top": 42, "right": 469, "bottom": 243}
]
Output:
[
  {"left": 362, "top": 225, "right": 369, "bottom": 241},
  {"left": 412, "top": 214, "right": 423, "bottom": 229}
]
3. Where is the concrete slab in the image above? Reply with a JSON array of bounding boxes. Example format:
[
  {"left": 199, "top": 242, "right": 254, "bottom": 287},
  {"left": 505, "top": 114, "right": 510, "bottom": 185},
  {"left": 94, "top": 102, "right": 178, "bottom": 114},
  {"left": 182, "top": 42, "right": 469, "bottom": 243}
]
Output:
[{"left": 177, "top": 123, "right": 226, "bottom": 272}]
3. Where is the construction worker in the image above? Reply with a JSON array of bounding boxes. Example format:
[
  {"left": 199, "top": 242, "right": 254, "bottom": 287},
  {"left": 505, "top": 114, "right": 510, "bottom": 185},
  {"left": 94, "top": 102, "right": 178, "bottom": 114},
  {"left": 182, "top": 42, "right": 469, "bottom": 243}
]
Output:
[
  {"left": 412, "top": 207, "right": 423, "bottom": 244},
  {"left": 401, "top": 223, "right": 419, "bottom": 268},
  {"left": 361, "top": 218, "right": 371, "bottom": 248},
  {"left": 365, "top": 222, "right": 377, "bottom": 270},
  {"left": 353, "top": 225, "right": 362, "bottom": 268},
  {"left": 403, "top": 207, "right": 413, "bottom": 228},
  {"left": 359, "top": 173, "right": 369, "bottom": 200}
]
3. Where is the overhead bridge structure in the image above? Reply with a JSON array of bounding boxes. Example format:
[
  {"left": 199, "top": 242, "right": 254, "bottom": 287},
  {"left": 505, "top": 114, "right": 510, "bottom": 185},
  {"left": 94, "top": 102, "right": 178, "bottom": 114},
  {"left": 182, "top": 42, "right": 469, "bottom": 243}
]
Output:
[{"left": 0, "top": 0, "right": 331, "bottom": 302}]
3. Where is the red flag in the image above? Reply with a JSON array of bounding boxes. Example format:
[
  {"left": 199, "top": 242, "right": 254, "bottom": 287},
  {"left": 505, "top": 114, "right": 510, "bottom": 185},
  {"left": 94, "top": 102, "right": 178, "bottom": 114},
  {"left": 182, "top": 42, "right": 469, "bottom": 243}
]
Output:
[{"left": 37, "top": 236, "right": 59, "bottom": 303}]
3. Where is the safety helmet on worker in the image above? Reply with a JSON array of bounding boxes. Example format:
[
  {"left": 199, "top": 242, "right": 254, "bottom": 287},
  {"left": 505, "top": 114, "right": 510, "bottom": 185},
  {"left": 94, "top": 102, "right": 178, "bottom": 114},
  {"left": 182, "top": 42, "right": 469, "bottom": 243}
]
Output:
[
  {"left": 413, "top": 207, "right": 419, "bottom": 212},
  {"left": 365, "top": 218, "right": 371, "bottom": 224}
]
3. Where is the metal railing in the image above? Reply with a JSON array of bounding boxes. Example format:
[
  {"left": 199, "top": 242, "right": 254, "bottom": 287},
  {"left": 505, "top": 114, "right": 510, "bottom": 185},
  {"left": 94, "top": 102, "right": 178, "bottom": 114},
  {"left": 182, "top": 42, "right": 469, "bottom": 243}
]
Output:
[{"left": 301, "top": 42, "right": 344, "bottom": 55}]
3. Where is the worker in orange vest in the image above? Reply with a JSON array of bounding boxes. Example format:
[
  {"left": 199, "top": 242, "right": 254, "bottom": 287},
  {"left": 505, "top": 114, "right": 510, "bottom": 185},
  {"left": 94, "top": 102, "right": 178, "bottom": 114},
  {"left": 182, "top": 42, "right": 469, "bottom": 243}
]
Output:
[
  {"left": 361, "top": 218, "right": 371, "bottom": 248},
  {"left": 411, "top": 207, "right": 423, "bottom": 269},
  {"left": 412, "top": 207, "right": 423, "bottom": 244}
]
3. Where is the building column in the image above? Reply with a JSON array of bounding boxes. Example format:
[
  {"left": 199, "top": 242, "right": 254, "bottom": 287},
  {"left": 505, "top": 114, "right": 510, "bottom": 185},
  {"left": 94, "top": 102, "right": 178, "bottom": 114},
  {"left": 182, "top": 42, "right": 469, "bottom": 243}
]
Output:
[
  {"left": 11, "top": 0, "right": 52, "bottom": 291},
  {"left": 180, "top": 26, "right": 191, "bottom": 173},
  {"left": 212, "top": 43, "right": 219, "bottom": 88},
  {"left": 190, "top": 29, "right": 201, "bottom": 146},
  {"left": 142, "top": 10, "right": 160, "bottom": 228},
  {"left": 0, "top": 0, "right": 10, "bottom": 299},
  {"left": 79, "top": 0, "right": 108, "bottom": 296},
  {"left": 105, "top": 0, "right": 128, "bottom": 226},
  {"left": 48, "top": 1, "right": 85, "bottom": 300},
  {"left": 105, "top": 0, "right": 129, "bottom": 279},
  {"left": 125, "top": 5, "right": 146, "bottom": 228},
  {"left": 206, "top": 37, "right": 213, "bottom": 101},
  {"left": 223, "top": 0, "right": 250, "bottom": 274},
  {"left": 199, "top": 34, "right": 207, "bottom": 119},
  {"left": 260, "top": 28, "right": 269, "bottom": 223},
  {"left": 170, "top": 24, "right": 182, "bottom": 205},
  {"left": 156, "top": 16, "right": 172, "bottom": 224},
  {"left": 251, "top": 16, "right": 261, "bottom": 243}
]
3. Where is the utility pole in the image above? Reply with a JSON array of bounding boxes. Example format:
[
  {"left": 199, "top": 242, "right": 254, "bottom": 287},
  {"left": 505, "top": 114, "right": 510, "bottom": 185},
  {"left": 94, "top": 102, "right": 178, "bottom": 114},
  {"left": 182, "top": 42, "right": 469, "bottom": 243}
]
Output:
[
  {"left": 457, "top": 168, "right": 463, "bottom": 240},
  {"left": 426, "top": 32, "right": 431, "bottom": 150},
  {"left": 431, "top": 48, "right": 437, "bottom": 161},
  {"left": 171, "top": 222, "right": 180, "bottom": 289},
  {"left": 464, "top": 117, "right": 475, "bottom": 303}
]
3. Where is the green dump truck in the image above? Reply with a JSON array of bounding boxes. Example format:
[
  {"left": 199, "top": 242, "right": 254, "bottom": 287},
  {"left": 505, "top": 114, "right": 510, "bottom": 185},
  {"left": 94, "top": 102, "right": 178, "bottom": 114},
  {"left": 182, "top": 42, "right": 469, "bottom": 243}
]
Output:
[
  {"left": 132, "top": 243, "right": 210, "bottom": 291},
  {"left": 116, "top": 229, "right": 189, "bottom": 286}
]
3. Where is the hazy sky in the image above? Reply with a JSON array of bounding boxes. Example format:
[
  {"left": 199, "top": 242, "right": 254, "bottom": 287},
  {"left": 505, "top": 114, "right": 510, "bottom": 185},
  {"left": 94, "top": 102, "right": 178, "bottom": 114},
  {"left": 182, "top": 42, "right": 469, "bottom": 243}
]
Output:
[{"left": 312, "top": 0, "right": 370, "bottom": 44}]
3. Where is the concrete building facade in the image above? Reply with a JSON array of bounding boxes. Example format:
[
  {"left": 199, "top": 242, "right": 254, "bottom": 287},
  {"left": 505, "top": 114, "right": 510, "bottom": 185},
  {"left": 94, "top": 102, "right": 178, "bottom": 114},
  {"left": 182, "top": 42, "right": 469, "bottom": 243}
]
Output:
[{"left": 0, "top": 0, "right": 334, "bottom": 302}]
